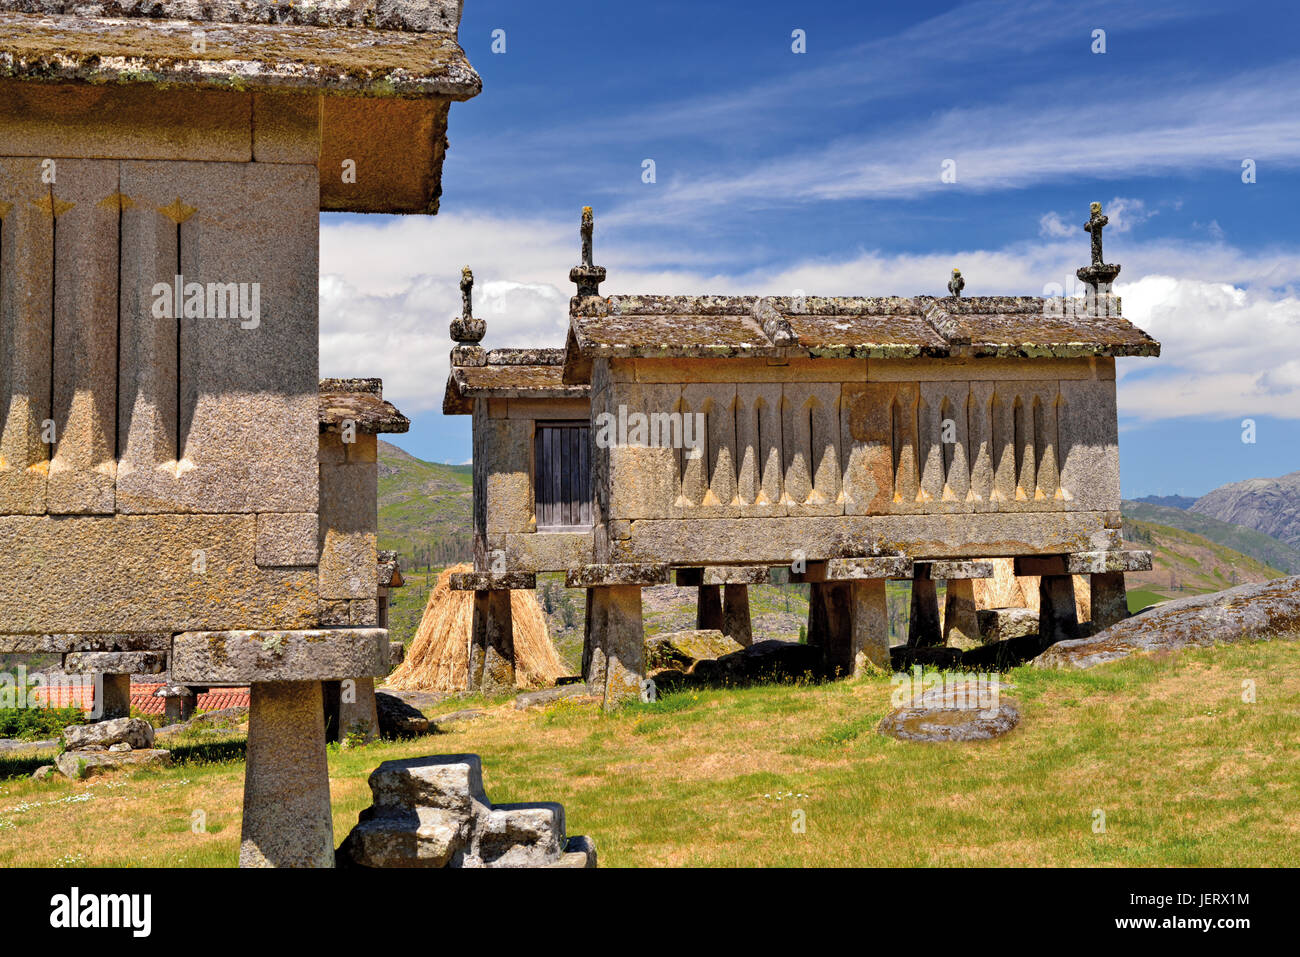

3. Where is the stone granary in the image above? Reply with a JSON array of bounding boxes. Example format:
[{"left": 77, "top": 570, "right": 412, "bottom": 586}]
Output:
[
  {"left": 444, "top": 206, "right": 1159, "bottom": 708},
  {"left": 0, "top": 0, "right": 478, "bottom": 866},
  {"left": 318, "top": 377, "right": 410, "bottom": 744}
]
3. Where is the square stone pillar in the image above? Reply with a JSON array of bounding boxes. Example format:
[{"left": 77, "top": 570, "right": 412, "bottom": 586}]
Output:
[
  {"left": 907, "top": 576, "right": 942, "bottom": 647},
  {"left": 793, "top": 557, "right": 909, "bottom": 677},
  {"left": 1090, "top": 571, "right": 1130, "bottom": 631},
  {"left": 100, "top": 673, "right": 132, "bottom": 719},
  {"left": 942, "top": 579, "right": 981, "bottom": 648},
  {"left": 1037, "top": 576, "right": 1080, "bottom": 648},
  {"left": 469, "top": 589, "right": 515, "bottom": 695},
  {"left": 696, "top": 584, "right": 723, "bottom": 630},
  {"left": 242, "top": 680, "right": 335, "bottom": 868},
  {"left": 721, "top": 584, "right": 752, "bottom": 646},
  {"left": 569, "top": 564, "right": 668, "bottom": 710},
  {"left": 448, "top": 571, "right": 536, "bottom": 697},
  {"left": 337, "top": 676, "right": 380, "bottom": 743}
]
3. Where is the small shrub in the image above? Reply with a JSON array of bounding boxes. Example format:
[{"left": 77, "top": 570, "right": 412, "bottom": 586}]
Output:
[{"left": 0, "top": 704, "right": 84, "bottom": 741}]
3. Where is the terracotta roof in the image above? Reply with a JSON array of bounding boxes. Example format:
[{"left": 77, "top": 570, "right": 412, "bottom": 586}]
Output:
[
  {"left": 32, "top": 681, "right": 249, "bottom": 714},
  {"left": 443, "top": 348, "right": 590, "bottom": 415},
  {"left": 559, "top": 293, "right": 1158, "bottom": 377},
  {"left": 320, "top": 378, "right": 410, "bottom": 434}
]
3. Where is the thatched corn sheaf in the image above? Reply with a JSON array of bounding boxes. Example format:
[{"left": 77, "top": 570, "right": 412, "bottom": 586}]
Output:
[
  {"left": 973, "top": 558, "right": 1091, "bottom": 622},
  {"left": 386, "top": 563, "right": 564, "bottom": 692}
]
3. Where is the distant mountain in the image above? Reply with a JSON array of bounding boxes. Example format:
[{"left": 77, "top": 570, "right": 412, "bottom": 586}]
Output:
[
  {"left": 1120, "top": 515, "right": 1286, "bottom": 604},
  {"left": 1122, "top": 501, "right": 1300, "bottom": 574},
  {"left": 1132, "top": 494, "right": 1197, "bottom": 510},
  {"left": 1190, "top": 470, "right": 1300, "bottom": 550}
]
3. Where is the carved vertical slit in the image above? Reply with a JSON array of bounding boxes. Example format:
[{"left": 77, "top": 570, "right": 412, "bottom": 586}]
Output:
[
  {"left": 113, "top": 192, "right": 123, "bottom": 461},
  {"left": 48, "top": 187, "right": 57, "bottom": 460},
  {"left": 755, "top": 398, "right": 764, "bottom": 500},
  {"left": 174, "top": 222, "right": 182, "bottom": 463}
]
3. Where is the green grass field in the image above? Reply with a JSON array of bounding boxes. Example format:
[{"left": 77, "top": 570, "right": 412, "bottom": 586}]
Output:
[{"left": 2, "top": 637, "right": 1297, "bottom": 867}]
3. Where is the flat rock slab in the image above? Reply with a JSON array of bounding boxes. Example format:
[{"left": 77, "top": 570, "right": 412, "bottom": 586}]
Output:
[
  {"left": 56, "top": 748, "right": 172, "bottom": 779},
  {"left": 879, "top": 698, "right": 1020, "bottom": 743},
  {"left": 565, "top": 563, "right": 669, "bottom": 587},
  {"left": 447, "top": 571, "right": 536, "bottom": 591},
  {"left": 513, "top": 684, "right": 595, "bottom": 710},
  {"left": 432, "top": 709, "right": 485, "bottom": 728},
  {"left": 172, "top": 628, "right": 389, "bottom": 682},
  {"left": 1036, "top": 575, "right": 1300, "bottom": 669}
]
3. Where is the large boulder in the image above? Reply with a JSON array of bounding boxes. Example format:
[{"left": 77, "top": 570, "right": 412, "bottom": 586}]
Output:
[
  {"left": 56, "top": 748, "right": 172, "bottom": 779},
  {"left": 1036, "top": 575, "right": 1300, "bottom": 669},
  {"left": 646, "top": 629, "right": 744, "bottom": 671},
  {"left": 375, "top": 692, "right": 430, "bottom": 738},
  {"left": 62, "top": 716, "right": 154, "bottom": 752},
  {"left": 337, "top": 754, "right": 596, "bottom": 869}
]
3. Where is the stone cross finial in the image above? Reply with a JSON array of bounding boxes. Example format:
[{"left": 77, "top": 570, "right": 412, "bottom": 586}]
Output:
[
  {"left": 1084, "top": 201, "right": 1108, "bottom": 266},
  {"left": 460, "top": 266, "right": 474, "bottom": 319},
  {"left": 581, "top": 206, "right": 594, "bottom": 267},
  {"left": 569, "top": 205, "right": 606, "bottom": 297},
  {"left": 1075, "top": 201, "right": 1121, "bottom": 300},
  {"left": 450, "top": 265, "right": 486, "bottom": 344},
  {"left": 947, "top": 267, "right": 964, "bottom": 298}
]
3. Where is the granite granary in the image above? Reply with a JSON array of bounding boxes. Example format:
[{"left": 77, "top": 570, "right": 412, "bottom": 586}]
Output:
[
  {"left": 0, "top": 0, "right": 478, "bottom": 866},
  {"left": 444, "top": 206, "right": 1160, "bottom": 709}
]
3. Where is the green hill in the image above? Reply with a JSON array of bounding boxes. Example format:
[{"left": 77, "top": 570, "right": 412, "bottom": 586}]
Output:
[{"left": 1122, "top": 500, "right": 1300, "bottom": 574}]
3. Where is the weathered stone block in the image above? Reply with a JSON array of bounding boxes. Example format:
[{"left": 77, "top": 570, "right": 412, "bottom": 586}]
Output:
[
  {"left": 448, "top": 571, "right": 536, "bottom": 591},
  {"left": 565, "top": 563, "right": 669, "bottom": 587},
  {"left": 171, "top": 628, "right": 388, "bottom": 683},
  {"left": 477, "top": 803, "right": 565, "bottom": 867},
  {"left": 63, "top": 651, "right": 166, "bottom": 675},
  {"left": 56, "top": 748, "right": 172, "bottom": 780},
  {"left": 256, "top": 512, "right": 319, "bottom": 567},
  {"left": 368, "top": 755, "right": 488, "bottom": 815},
  {"left": 63, "top": 716, "right": 154, "bottom": 751}
]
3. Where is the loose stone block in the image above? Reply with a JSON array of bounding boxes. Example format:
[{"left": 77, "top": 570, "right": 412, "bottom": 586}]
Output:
[
  {"left": 478, "top": 803, "right": 565, "bottom": 867},
  {"left": 468, "top": 590, "right": 515, "bottom": 694},
  {"left": 977, "top": 607, "right": 1039, "bottom": 643},
  {"left": 63, "top": 716, "right": 154, "bottom": 751},
  {"left": 171, "top": 628, "right": 389, "bottom": 684},
  {"left": 240, "top": 681, "right": 335, "bottom": 868},
  {"left": 695, "top": 584, "right": 723, "bottom": 630},
  {"left": 63, "top": 651, "right": 166, "bottom": 675},
  {"left": 57, "top": 748, "right": 172, "bottom": 779},
  {"left": 721, "top": 584, "right": 753, "bottom": 646}
]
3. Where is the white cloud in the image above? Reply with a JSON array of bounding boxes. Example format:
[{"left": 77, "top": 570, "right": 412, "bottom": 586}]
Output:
[{"left": 322, "top": 213, "right": 1300, "bottom": 422}]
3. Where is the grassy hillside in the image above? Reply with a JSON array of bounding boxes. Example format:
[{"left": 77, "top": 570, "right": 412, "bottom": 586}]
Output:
[
  {"left": 1122, "top": 500, "right": 1300, "bottom": 574},
  {"left": 1122, "top": 516, "right": 1287, "bottom": 606},
  {"left": 4, "top": 639, "right": 1299, "bottom": 866}
]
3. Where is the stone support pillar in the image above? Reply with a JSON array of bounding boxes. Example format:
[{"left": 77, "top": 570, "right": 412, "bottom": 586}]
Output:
[
  {"left": 721, "top": 584, "right": 752, "bottom": 646},
  {"left": 1037, "top": 575, "right": 1081, "bottom": 648},
  {"left": 100, "top": 673, "right": 132, "bottom": 719},
  {"left": 1089, "top": 571, "right": 1129, "bottom": 631},
  {"left": 907, "top": 576, "right": 943, "bottom": 647},
  {"left": 241, "top": 680, "right": 335, "bottom": 868},
  {"left": 338, "top": 675, "right": 380, "bottom": 743},
  {"left": 469, "top": 589, "right": 515, "bottom": 695},
  {"left": 696, "top": 584, "right": 723, "bottom": 630},
  {"left": 942, "top": 579, "right": 981, "bottom": 649},
  {"left": 793, "top": 556, "right": 911, "bottom": 677},
  {"left": 568, "top": 564, "right": 669, "bottom": 710}
]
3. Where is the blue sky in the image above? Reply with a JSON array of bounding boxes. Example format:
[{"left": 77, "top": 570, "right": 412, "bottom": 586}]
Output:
[{"left": 319, "top": 0, "right": 1300, "bottom": 498}]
